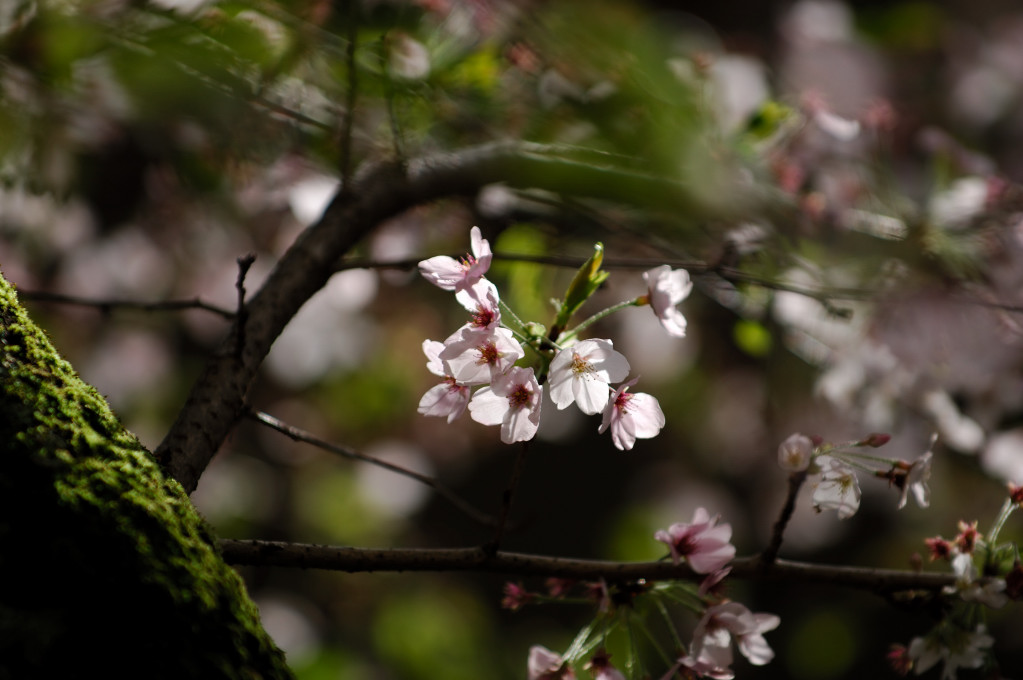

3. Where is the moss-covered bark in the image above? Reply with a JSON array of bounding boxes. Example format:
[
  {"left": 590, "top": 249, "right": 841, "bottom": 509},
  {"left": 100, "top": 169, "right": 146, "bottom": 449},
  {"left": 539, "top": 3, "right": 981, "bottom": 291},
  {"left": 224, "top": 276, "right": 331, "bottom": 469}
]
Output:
[{"left": 0, "top": 271, "right": 293, "bottom": 680}]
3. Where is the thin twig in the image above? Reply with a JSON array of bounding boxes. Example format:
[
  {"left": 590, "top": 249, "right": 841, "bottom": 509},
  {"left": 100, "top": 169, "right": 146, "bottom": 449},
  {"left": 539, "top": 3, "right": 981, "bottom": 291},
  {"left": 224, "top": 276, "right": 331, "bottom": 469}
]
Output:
[
  {"left": 17, "top": 290, "right": 235, "bottom": 319},
  {"left": 759, "top": 469, "right": 809, "bottom": 568},
  {"left": 234, "top": 254, "right": 256, "bottom": 360},
  {"left": 337, "top": 252, "right": 1023, "bottom": 316},
  {"left": 246, "top": 409, "right": 498, "bottom": 527},
  {"left": 339, "top": 0, "right": 359, "bottom": 192},
  {"left": 488, "top": 441, "right": 529, "bottom": 554},
  {"left": 381, "top": 35, "right": 406, "bottom": 164},
  {"left": 219, "top": 539, "right": 967, "bottom": 595}
]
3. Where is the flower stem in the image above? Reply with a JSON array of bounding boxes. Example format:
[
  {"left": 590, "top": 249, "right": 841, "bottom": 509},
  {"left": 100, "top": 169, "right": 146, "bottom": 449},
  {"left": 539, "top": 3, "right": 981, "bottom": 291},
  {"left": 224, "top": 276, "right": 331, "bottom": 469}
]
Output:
[
  {"left": 487, "top": 441, "right": 530, "bottom": 554},
  {"left": 558, "top": 298, "right": 642, "bottom": 344},
  {"left": 498, "top": 298, "right": 529, "bottom": 335},
  {"left": 987, "top": 497, "right": 1015, "bottom": 547},
  {"left": 834, "top": 450, "right": 897, "bottom": 465}
]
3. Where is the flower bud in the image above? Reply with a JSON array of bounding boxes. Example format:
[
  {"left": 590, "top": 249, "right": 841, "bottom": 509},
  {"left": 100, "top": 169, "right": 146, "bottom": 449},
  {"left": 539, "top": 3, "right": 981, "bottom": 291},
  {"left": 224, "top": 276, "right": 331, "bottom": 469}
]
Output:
[
  {"left": 862, "top": 432, "right": 891, "bottom": 448},
  {"left": 778, "top": 433, "right": 813, "bottom": 472}
]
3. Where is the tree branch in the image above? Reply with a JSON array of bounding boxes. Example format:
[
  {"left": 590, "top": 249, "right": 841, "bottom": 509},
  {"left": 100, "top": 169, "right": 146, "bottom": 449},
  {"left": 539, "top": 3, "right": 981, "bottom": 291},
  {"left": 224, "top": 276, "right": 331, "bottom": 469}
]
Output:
[
  {"left": 219, "top": 539, "right": 961, "bottom": 595},
  {"left": 245, "top": 409, "right": 499, "bottom": 527},
  {"left": 759, "top": 470, "right": 809, "bottom": 568},
  {"left": 16, "top": 289, "right": 235, "bottom": 319},
  {"left": 156, "top": 141, "right": 774, "bottom": 494}
]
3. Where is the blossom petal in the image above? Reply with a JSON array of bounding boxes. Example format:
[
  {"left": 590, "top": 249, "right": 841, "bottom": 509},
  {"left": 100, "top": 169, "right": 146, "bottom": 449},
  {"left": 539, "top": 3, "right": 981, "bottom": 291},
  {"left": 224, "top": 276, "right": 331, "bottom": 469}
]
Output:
[
  {"left": 737, "top": 633, "right": 774, "bottom": 666},
  {"left": 417, "top": 382, "right": 469, "bottom": 423},
  {"left": 468, "top": 387, "right": 507, "bottom": 426}
]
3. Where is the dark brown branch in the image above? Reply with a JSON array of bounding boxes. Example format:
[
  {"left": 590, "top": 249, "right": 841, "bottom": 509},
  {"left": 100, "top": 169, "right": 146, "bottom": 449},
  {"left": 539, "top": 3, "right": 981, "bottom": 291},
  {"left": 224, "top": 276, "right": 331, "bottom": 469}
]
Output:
[
  {"left": 487, "top": 441, "right": 529, "bottom": 553},
  {"left": 17, "top": 290, "right": 235, "bottom": 319},
  {"left": 219, "top": 539, "right": 962, "bottom": 595},
  {"left": 156, "top": 141, "right": 770, "bottom": 494},
  {"left": 234, "top": 254, "right": 256, "bottom": 360},
  {"left": 339, "top": 0, "right": 359, "bottom": 192},
  {"left": 759, "top": 470, "right": 809, "bottom": 568},
  {"left": 246, "top": 409, "right": 498, "bottom": 527}
]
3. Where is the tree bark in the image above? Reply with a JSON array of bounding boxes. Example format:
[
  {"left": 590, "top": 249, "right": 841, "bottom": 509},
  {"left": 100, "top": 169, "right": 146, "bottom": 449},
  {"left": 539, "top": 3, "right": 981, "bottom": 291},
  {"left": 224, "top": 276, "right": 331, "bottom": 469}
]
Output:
[{"left": 0, "top": 271, "right": 292, "bottom": 680}]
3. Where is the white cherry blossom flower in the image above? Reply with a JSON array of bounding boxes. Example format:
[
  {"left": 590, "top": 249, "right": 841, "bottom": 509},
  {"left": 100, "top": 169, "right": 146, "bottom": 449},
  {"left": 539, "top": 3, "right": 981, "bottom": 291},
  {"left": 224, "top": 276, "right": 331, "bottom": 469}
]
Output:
[
  {"left": 946, "top": 553, "right": 1008, "bottom": 609},
  {"left": 598, "top": 378, "right": 665, "bottom": 450},
  {"left": 469, "top": 366, "right": 542, "bottom": 444},
  {"left": 440, "top": 326, "right": 524, "bottom": 385},
  {"left": 688, "top": 602, "right": 780, "bottom": 671},
  {"left": 548, "top": 339, "right": 630, "bottom": 415},
  {"left": 417, "top": 339, "right": 469, "bottom": 423},
  {"left": 454, "top": 278, "right": 501, "bottom": 332},
  {"left": 642, "top": 265, "right": 693, "bottom": 338},
  {"left": 778, "top": 433, "right": 814, "bottom": 472},
  {"left": 812, "top": 456, "right": 861, "bottom": 519},
  {"left": 418, "top": 226, "right": 492, "bottom": 292},
  {"left": 898, "top": 435, "right": 935, "bottom": 509},
  {"left": 908, "top": 625, "right": 994, "bottom": 680}
]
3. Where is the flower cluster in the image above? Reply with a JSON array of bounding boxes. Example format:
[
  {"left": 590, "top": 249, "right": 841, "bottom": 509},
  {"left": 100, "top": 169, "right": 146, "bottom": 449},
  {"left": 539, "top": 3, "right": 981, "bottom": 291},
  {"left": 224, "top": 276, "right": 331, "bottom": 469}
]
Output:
[
  {"left": 417, "top": 227, "right": 682, "bottom": 450},
  {"left": 679, "top": 602, "right": 780, "bottom": 679},
  {"left": 926, "top": 520, "right": 1008, "bottom": 609},
  {"left": 887, "top": 483, "right": 1023, "bottom": 678},
  {"left": 775, "top": 431, "right": 932, "bottom": 520},
  {"left": 520, "top": 508, "right": 778, "bottom": 680},
  {"left": 890, "top": 625, "right": 995, "bottom": 680}
]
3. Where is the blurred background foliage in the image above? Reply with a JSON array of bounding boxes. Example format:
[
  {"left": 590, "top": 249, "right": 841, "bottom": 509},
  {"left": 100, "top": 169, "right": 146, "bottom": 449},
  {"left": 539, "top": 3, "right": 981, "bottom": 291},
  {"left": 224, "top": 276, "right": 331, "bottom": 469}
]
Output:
[{"left": 4, "top": 0, "right": 1023, "bottom": 678}]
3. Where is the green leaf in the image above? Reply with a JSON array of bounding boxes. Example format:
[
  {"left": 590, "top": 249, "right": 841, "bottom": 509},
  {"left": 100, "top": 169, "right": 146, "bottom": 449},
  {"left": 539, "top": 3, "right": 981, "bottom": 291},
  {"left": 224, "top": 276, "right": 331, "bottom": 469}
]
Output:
[{"left": 555, "top": 242, "right": 608, "bottom": 332}]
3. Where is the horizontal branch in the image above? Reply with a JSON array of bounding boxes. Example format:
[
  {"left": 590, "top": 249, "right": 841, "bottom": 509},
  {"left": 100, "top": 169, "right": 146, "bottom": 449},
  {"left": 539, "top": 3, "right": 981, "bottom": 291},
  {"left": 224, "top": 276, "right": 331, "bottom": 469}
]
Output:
[
  {"left": 17, "top": 289, "right": 235, "bottom": 319},
  {"left": 219, "top": 539, "right": 961, "bottom": 595}
]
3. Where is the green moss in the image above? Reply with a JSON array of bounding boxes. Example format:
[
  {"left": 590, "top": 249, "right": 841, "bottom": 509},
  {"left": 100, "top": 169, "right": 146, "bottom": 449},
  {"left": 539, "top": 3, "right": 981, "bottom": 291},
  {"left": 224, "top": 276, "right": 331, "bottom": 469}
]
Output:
[{"left": 0, "top": 271, "right": 293, "bottom": 680}]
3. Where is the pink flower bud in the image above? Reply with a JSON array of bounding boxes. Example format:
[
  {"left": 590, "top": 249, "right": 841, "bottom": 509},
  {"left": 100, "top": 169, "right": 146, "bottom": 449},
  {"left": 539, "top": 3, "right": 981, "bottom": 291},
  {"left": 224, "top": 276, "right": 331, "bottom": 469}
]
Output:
[{"left": 862, "top": 432, "right": 891, "bottom": 448}]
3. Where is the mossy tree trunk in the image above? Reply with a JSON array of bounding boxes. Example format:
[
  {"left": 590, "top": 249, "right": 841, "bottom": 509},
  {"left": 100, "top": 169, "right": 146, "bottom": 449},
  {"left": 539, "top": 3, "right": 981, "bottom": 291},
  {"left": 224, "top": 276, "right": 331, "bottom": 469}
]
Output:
[{"left": 0, "top": 271, "right": 292, "bottom": 679}]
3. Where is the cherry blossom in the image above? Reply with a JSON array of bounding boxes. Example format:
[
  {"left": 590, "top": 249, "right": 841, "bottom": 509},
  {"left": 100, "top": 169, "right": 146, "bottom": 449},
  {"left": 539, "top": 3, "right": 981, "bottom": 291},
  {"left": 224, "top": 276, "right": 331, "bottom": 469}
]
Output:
[
  {"left": 924, "top": 536, "right": 953, "bottom": 561},
  {"left": 907, "top": 625, "right": 993, "bottom": 680},
  {"left": 1009, "top": 482, "right": 1023, "bottom": 506},
  {"left": 812, "top": 456, "right": 861, "bottom": 519},
  {"left": 686, "top": 602, "right": 780, "bottom": 674},
  {"left": 777, "top": 433, "right": 814, "bottom": 471},
  {"left": 501, "top": 582, "right": 534, "bottom": 610},
  {"left": 454, "top": 278, "right": 501, "bottom": 332},
  {"left": 954, "top": 520, "right": 980, "bottom": 554},
  {"left": 654, "top": 507, "right": 736, "bottom": 574},
  {"left": 418, "top": 225, "right": 492, "bottom": 292},
  {"left": 642, "top": 265, "right": 693, "bottom": 338},
  {"left": 946, "top": 553, "right": 1008, "bottom": 609},
  {"left": 677, "top": 648, "right": 735, "bottom": 680},
  {"left": 548, "top": 339, "right": 630, "bottom": 415},
  {"left": 897, "top": 436, "right": 935, "bottom": 509},
  {"left": 598, "top": 378, "right": 665, "bottom": 450},
  {"left": 417, "top": 340, "right": 470, "bottom": 422},
  {"left": 528, "top": 645, "right": 576, "bottom": 680},
  {"left": 440, "top": 326, "right": 524, "bottom": 384},
  {"left": 897, "top": 450, "right": 932, "bottom": 509},
  {"left": 468, "top": 366, "right": 542, "bottom": 444}
]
